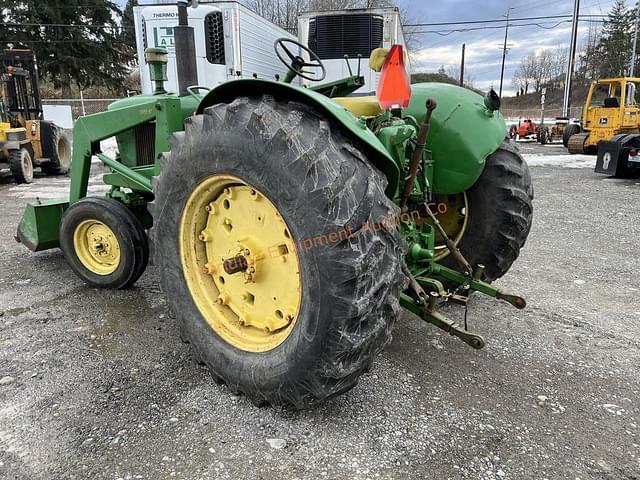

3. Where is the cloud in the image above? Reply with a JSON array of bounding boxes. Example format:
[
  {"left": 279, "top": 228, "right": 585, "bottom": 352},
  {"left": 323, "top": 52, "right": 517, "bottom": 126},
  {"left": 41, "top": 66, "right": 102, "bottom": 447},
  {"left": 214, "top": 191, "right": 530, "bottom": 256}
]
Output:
[{"left": 399, "top": 0, "right": 615, "bottom": 96}]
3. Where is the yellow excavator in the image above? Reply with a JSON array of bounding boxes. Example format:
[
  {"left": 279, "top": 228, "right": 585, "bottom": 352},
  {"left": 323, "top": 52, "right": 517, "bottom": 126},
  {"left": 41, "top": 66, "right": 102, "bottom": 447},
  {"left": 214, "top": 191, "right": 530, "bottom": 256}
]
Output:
[
  {"left": 0, "top": 49, "right": 70, "bottom": 184},
  {"left": 565, "top": 77, "right": 640, "bottom": 177}
]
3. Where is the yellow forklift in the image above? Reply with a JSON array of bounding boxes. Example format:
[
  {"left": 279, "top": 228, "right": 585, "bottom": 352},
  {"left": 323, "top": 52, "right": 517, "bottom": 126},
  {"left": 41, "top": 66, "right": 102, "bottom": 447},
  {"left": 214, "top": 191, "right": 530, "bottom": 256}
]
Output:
[
  {"left": 565, "top": 77, "right": 640, "bottom": 177},
  {"left": 0, "top": 50, "right": 70, "bottom": 184}
]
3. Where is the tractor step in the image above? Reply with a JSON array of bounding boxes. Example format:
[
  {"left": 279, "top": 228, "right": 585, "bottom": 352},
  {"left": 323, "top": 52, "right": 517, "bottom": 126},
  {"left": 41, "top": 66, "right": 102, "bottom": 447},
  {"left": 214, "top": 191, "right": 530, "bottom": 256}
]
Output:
[{"left": 567, "top": 132, "right": 590, "bottom": 154}]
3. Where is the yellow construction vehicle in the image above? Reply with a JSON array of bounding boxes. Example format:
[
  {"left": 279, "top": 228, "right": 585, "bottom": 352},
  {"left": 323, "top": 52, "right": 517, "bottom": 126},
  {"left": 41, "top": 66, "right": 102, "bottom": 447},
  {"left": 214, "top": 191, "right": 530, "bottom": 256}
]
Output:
[
  {"left": 0, "top": 50, "right": 70, "bottom": 184},
  {"left": 565, "top": 77, "right": 640, "bottom": 177}
]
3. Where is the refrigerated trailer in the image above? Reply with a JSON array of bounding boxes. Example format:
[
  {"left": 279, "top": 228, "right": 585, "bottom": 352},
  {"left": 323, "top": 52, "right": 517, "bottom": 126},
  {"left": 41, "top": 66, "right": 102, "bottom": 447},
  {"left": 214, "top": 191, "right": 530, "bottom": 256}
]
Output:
[
  {"left": 134, "top": 1, "right": 297, "bottom": 95},
  {"left": 297, "top": 8, "right": 408, "bottom": 94}
]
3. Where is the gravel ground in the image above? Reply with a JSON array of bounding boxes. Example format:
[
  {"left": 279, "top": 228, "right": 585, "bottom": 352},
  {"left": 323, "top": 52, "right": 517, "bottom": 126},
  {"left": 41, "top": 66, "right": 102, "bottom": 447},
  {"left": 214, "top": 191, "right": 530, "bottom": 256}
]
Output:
[{"left": 0, "top": 147, "right": 639, "bottom": 480}]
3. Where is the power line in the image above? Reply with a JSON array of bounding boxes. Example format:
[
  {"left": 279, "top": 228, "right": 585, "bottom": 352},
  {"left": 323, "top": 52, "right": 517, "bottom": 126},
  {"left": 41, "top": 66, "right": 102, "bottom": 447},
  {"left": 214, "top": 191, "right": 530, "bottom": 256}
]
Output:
[
  {"left": 404, "top": 14, "right": 607, "bottom": 27},
  {"left": 411, "top": 19, "right": 594, "bottom": 36}
]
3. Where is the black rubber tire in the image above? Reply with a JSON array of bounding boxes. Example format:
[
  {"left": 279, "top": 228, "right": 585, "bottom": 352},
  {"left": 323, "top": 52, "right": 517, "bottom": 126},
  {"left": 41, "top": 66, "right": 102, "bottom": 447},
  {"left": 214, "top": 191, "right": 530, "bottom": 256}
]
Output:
[
  {"left": 563, "top": 124, "right": 581, "bottom": 148},
  {"left": 538, "top": 126, "right": 549, "bottom": 145},
  {"left": 60, "top": 197, "right": 149, "bottom": 289},
  {"left": 441, "top": 142, "right": 533, "bottom": 282},
  {"left": 150, "top": 95, "right": 407, "bottom": 409},
  {"left": 9, "top": 148, "right": 34, "bottom": 184},
  {"left": 40, "top": 122, "right": 71, "bottom": 175}
]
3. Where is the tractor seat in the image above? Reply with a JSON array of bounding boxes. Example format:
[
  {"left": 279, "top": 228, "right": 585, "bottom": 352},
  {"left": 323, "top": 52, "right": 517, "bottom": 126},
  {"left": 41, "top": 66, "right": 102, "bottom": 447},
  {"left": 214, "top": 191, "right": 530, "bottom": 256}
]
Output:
[
  {"left": 333, "top": 96, "right": 383, "bottom": 118},
  {"left": 604, "top": 97, "right": 620, "bottom": 108}
]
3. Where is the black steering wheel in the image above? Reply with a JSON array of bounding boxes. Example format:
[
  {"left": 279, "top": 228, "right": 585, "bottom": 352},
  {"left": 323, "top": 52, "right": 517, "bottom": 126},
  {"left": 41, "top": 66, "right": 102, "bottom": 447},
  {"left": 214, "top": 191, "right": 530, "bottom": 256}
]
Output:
[{"left": 274, "top": 38, "right": 326, "bottom": 82}]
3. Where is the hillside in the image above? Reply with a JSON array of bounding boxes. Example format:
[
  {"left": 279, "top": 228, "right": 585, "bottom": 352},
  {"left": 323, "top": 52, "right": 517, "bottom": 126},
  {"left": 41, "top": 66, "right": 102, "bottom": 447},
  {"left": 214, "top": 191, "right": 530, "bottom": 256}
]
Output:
[{"left": 501, "top": 85, "right": 590, "bottom": 119}]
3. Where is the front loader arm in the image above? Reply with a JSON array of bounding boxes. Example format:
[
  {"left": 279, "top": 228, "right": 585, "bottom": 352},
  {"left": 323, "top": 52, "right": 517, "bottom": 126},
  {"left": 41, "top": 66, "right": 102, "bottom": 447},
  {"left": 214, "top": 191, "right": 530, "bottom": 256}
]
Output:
[{"left": 69, "top": 101, "right": 158, "bottom": 203}]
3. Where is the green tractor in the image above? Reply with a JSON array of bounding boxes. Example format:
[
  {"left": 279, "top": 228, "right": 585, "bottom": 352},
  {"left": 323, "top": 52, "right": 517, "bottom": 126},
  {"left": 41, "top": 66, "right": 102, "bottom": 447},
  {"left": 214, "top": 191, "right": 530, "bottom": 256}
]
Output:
[{"left": 16, "top": 2, "right": 533, "bottom": 409}]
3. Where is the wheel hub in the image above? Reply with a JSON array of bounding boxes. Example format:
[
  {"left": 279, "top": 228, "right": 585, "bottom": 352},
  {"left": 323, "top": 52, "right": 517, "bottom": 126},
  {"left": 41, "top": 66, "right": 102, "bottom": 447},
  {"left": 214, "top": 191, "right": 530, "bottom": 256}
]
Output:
[
  {"left": 422, "top": 193, "right": 468, "bottom": 261},
  {"left": 73, "top": 220, "right": 121, "bottom": 275},
  {"left": 179, "top": 175, "right": 302, "bottom": 352}
]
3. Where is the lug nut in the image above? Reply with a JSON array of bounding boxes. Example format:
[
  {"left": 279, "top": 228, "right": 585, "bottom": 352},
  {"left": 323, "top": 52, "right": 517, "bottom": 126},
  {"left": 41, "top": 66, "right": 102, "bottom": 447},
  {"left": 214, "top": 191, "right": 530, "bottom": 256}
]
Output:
[
  {"left": 199, "top": 230, "right": 212, "bottom": 242},
  {"left": 216, "top": 294, "right": 228, "bottom": 305},
  {"left": 202, "top": 263, "right": 217, "bottom": 275}
]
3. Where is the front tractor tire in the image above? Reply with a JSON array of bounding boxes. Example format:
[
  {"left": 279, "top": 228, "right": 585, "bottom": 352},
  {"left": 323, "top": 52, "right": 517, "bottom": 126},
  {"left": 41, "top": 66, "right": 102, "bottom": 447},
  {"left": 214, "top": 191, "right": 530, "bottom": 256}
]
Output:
[
  {"left": 60, "top": 197, "right": 149, "bottom": 289},
  {"left": 151, "top": 95, "right": 406, "bottom": 409},
  {"left": 441, "top": 142, "right": 533, "bottom": 282}
]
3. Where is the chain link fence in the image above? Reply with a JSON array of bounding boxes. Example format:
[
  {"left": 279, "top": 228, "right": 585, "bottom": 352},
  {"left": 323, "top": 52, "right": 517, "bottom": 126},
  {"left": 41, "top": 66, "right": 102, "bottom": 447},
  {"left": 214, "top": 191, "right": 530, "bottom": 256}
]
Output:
[
  {"left": 42, "top": 98, "right": 119, "bottom": 121},
  {"left": 502, "top": 106, "right": 583, "bottom": 122},
  {"left": 43, "top": 98, "right": 584, "bottom": 126}
]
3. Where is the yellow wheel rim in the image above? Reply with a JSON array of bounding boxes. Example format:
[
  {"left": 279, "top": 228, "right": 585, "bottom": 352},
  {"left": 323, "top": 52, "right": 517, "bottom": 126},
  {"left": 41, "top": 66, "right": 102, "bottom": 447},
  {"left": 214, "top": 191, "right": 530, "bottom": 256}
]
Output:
[
  {"left": 73, "top": 219, "right": 121, "bottom": 275},
  {"left": 423, "top": 193, "right": 469, "bottom": 261},
  {"left": 179, "top": 175, "right": 302, "bottom": 353}
]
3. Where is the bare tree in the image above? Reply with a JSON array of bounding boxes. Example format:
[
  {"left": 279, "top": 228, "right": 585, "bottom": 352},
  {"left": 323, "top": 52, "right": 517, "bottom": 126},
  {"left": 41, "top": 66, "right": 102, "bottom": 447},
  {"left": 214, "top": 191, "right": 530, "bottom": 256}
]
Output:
[
  {"left": 549, "top": 47, "right": 568, "bottom": 88},
  {"left": 446, "top": 65, "right": 475, "bottom": 88},
  {"left": 243, "top": 0, "right": 403, "bottom": 35},
  {"left": 243, "top": 0, "right": 306, "bottom": 32},
  {"left": 513, "top": 47, "right": 567, "bottom": 95},
  {"left": 512, "top": 64, "right": 529, "bottom": 95},
  {"left": 513, "top": 52, "right": 537, "bottom": 94}
]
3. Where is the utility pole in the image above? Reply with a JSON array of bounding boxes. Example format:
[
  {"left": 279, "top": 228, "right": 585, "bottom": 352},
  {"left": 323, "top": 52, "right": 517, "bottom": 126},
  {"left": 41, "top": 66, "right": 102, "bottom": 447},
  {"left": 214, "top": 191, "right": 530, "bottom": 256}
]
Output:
[
  {"left": 499, "top": 8, "right": 514, "bottom": 98},
  {"left": 460, "top": 43, "right": 466, "bottom": 86},
  {"left": 562, "top": 0, "right": 580, "bottom": 118},
  {"left": 631, "top": 2, "right": 640, "bottom": 76}
]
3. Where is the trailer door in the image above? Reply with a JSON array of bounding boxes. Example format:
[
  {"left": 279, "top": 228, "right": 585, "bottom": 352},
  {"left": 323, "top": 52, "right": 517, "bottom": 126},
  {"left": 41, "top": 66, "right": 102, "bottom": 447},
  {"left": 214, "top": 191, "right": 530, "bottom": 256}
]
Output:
[{"left": 136, "top": 5, "right": 229, "bottom": 94}]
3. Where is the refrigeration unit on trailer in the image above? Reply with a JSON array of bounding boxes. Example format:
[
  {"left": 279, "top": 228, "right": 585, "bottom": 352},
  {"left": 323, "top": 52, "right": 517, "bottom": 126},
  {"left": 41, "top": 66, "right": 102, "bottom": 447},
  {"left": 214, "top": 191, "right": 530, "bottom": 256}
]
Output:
[
  {"left": 134, "top": 0, "right": 296, "bottom": 94},
  {"left": 297, "top": 8, "right": 408, "bottom": 94}
]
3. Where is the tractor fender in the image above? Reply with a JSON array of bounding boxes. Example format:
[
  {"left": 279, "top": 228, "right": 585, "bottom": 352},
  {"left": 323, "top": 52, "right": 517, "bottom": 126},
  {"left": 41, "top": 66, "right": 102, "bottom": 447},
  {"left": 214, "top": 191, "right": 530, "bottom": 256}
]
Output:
[
  {"left": 405, "top": 83, "right": 508, "bottom": 195},
  {"left": 196, "top": 79, "right": 401, "bottom": 196}
]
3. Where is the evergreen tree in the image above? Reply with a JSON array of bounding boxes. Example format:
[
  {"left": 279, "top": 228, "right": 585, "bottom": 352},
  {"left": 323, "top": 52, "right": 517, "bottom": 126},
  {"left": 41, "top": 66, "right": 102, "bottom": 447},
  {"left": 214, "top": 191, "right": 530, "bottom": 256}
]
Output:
[
  {"left": 0, "top": 0, "right": 134, "bottom": 98},
  {"left": 631, "top": 2, "right": 640, "bottom": 75},
  {"left": 595, "top": 0, "right": 633, "bottom": 77},
  {"left": 122, "top": 0, "right": 138, "bottom": 55}
]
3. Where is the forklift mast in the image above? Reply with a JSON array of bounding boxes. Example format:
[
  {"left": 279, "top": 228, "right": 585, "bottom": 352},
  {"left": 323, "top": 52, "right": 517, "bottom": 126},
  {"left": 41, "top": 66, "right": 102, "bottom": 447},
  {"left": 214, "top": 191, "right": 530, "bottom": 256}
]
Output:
[{"left": 0, "top": 49, "right": 43, "bottom": 125}]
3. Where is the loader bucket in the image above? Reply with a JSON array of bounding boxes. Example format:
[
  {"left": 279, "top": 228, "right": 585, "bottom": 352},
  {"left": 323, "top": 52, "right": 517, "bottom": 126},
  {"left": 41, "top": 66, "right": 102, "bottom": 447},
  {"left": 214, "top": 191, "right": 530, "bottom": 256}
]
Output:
[{"left": 16, "top": 199, "right": 68, "bottom": 251}]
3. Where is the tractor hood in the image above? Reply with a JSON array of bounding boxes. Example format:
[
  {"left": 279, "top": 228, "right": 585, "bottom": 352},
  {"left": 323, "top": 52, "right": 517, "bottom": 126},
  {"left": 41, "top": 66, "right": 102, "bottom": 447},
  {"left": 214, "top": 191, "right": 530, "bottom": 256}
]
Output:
[{"left": 405, "top": 83, "right": 507, "bottom": 194}]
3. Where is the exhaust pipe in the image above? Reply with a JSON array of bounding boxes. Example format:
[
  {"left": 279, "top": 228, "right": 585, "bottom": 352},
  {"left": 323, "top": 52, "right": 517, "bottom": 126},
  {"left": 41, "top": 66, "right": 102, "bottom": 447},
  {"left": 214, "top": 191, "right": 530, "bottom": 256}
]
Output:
[
  {"left": 484, "top": 89, "right": 501, "bottom": 112},
  {"left": 175, "top": 1, "right": 199, "bottom": 96}
]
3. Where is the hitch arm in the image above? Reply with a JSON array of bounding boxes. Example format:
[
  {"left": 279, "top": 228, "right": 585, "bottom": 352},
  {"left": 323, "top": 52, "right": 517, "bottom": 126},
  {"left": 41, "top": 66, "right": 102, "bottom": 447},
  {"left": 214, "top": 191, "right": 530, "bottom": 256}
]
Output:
[
  {"left": 432, "top": 264, "right": 527, "bottom": 309},
  {"left": 401, "top": 264, "right": 486, "bottom": 349},
  {"left": 400, "top": 293, "right": 486, "bottom": 349}
]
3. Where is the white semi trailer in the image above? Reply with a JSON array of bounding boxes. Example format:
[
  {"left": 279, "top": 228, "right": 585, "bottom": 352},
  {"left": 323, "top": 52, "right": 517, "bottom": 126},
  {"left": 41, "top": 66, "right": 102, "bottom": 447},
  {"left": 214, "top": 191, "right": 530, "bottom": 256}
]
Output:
[
  {"left": 297, "top": 8, "right": 408, "bottom": 94},
  {"left": 134, "top": 1, "right": 297, "bottom": 94}
]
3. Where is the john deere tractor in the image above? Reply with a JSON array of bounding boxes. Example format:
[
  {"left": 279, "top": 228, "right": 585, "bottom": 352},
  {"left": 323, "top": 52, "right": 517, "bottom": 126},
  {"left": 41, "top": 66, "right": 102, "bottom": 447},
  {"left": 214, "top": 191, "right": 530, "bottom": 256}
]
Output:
[
  {"left": 0, "top": 49, "right": 70, "bottom": 184},
  {"left": 565, "top": 77, "right": 640, "bottom": 177},
  {"left": 16, "top": 1, "right": 533, "bottom": 408}
]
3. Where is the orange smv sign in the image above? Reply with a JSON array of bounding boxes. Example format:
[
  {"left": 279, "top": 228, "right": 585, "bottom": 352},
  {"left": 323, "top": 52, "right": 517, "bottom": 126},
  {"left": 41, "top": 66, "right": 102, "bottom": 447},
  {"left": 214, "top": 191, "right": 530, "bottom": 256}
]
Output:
[{"left": 376, "top": 45, "right": 411, "bottom": 109}]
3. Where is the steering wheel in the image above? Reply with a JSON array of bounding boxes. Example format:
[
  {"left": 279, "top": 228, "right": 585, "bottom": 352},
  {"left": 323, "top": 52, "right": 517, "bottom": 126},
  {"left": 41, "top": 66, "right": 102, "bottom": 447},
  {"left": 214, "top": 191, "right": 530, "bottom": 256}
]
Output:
[{"left": 274, "top": 38, "right": 326, "bottom": 82}]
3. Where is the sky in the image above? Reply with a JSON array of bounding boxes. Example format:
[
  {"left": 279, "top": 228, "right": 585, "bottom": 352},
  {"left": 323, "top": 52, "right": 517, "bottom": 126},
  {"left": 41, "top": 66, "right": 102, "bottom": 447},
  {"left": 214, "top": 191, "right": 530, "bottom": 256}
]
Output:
[{"left": 396, "top": 0, "right": 617, "bottom": 95}]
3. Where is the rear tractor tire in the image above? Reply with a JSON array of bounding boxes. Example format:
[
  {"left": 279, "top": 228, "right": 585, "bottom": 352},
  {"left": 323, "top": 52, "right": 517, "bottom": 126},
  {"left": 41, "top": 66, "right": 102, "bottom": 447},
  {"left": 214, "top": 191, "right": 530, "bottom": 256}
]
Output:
[
  {"left": 9, "top": 148, "right": 34, "bottom": 184},
  {"left": 440, "top": 142, "right": 534, "bottom": 282},
  {"left": 150, "top": 95, "right": 407, "bottom": 409},
  {"left": 41, "top": 122, "right": 71, "bottom": 175},
  {"left": 538, "top": 126, "right": 549, "bottom": 145},
  {"left": 563, "top": 123, "right": 581, "bottom": 148},
  {"left": 60, "top": 197, "right": 149, "bottom": 289}
]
